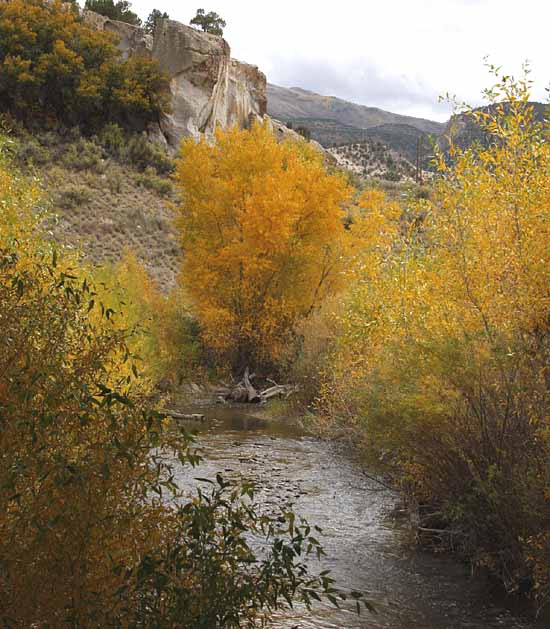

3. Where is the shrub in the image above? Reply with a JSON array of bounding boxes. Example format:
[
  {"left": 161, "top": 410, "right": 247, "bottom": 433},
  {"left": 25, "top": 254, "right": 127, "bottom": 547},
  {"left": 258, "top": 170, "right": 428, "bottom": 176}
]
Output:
[
  {"left": 0, "top": 142, "right": 371, "bottom": 626},
  {"left": 106, "top": 168, "right": 123, "bottom": 193},
  {"left": 90, "top": 250, "right": 200, "bottom": 384},
  {"left": 14, "top": 137, "right": 52, "bottom": 166},
  {"left": 61, "top": 137, "right": 104, "bottom": 171},
  {"left": 96, "top": 121, "right": 126, "bottom": 156},
  {"left": 55, "top": 183, "right": 93, "bottom": 209},
  {"left": 136, "top": 166, "right": 172, "bottom": 195},
  {"left": 0, "top": 0, "right": 169, "bottom": 131},
  {"left": 319, "top": 74, "right": 550, "bottom": 607},
  {"left": 125, "top": 132, "right": 174, "bottom": 174},
  {"left": 97, "top": 124, "right": 174, "bottom": 174}
]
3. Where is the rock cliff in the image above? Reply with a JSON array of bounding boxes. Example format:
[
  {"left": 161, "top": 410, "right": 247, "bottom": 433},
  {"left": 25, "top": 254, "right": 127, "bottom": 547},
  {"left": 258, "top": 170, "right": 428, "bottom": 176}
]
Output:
[{"left": 83, "top": 11, "right": 267, "bottom": 147}]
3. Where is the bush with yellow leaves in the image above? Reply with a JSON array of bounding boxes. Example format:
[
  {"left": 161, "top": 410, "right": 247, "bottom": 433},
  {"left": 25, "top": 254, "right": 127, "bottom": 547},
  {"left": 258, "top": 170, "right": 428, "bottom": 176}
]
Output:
[
  {"left": 0, "top": 0, "right": 169, "bottom": 130},
  {"left": 0, "top": 140, "right": 370, "bottom": 625},
  {"left": 319, "top": 73, "right": 550, "bottom": 608}
]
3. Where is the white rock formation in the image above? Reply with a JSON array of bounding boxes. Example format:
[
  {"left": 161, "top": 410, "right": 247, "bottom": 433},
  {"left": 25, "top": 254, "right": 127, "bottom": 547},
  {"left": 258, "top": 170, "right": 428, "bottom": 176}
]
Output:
[{"left": 83, "top": 12, "right": 267, "bottom": 147}]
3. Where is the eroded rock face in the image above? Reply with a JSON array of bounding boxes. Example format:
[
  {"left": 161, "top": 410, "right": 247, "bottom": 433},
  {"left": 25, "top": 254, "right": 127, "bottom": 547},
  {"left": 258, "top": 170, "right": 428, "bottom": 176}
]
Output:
[
  {"left": 83, "top": 11, "right": 266, "bottom": 147},
  {"left": 83, "top": 10, "right": 152, "bottom": 59}
]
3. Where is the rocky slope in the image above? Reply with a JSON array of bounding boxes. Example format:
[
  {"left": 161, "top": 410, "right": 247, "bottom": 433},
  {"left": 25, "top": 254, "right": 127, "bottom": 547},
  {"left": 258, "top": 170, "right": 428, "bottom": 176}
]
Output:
[{"left": 328, "top": 140, "right": 416, "bottom": 181}]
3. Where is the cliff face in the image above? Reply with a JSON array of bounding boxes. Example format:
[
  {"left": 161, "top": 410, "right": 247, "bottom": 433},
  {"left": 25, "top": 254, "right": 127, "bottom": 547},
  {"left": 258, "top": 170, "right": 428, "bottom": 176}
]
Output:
[{"left": 83, "top": 11, "right": 267, "bottom": 146}]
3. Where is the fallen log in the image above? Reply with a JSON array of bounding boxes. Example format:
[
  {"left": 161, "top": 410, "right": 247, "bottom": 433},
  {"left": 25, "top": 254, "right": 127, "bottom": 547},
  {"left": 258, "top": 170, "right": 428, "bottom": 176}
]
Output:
[
  {"left": 227, "top": 384, "right": 249, "bottom": 403},
  {"left": 224, "top": 370, "right": 298, "bottom": 404},
  {"left": 163, "top": 409, "right": 206, "bottom": 422},
  {"left": 261, "top": 385, "right": 287, "bottom": 400}
]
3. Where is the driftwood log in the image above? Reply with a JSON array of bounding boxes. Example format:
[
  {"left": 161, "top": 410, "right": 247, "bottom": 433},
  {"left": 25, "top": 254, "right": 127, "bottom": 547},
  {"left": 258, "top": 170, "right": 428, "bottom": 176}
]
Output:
[
  {"left": 163, "top": 410, "right": 206, "bottom": 422},
  {"left": 224, "top": 368, "right": 297, "bottom": 404}
]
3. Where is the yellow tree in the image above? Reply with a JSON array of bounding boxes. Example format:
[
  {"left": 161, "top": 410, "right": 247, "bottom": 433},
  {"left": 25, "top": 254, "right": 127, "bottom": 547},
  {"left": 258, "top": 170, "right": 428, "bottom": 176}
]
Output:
[{"left": 174, "top": 122, "right": 355, "bottom": 369}]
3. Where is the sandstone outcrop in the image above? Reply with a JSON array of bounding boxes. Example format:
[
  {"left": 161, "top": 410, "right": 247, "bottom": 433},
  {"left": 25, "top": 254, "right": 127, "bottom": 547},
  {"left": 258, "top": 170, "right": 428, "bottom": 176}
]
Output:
[
  {"left": 83, "top": 10, "right": 153, "bottom": 59},
  {"left": 83, "top": 11, "right": 267, "bottom": 147}
]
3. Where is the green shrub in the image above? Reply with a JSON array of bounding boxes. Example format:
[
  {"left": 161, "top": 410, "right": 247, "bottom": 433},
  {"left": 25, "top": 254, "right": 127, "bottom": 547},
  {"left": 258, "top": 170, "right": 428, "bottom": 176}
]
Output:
[
  {"left": 97, "top": 124, "right": 174, "bottom": 175},
  {"left": 15, "top": 137, "right": 51, "bottom": 166},
  {"left": 55, "top": 183, "right": 93, "bottom": 209},
  {"left": 61, "top": 138, "right": 104, "bottom": 171},
  {"left": 136, "top": 166, "right": 172, "bottom": 195},
  {"left": 106, "top": 168, "right": 123, "bottom": 193},
  {"left": 96, "top": 122, "right": 126, "bottom": 157},
  {"left": 126, "top": 132, "right": 174, "bottom": 174}
]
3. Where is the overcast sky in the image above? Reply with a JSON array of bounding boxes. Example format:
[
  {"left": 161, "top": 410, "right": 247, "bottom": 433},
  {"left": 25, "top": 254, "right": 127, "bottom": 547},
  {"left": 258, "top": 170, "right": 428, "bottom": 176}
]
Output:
[{"left": 101, "top": 0, "right": 549, "bottom": 121}]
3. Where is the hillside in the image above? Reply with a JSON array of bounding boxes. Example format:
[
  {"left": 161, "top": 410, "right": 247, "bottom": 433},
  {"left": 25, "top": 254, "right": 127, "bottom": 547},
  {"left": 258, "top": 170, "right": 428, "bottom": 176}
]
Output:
[
  {"left": 363, "top": 123, "right": 433, "bottom": 164},
  {"left": 267, "top": 85, "right": 443, "bottom": 134},
  {"left": 328, "top": 140, "right": 416, "bottom": 181},
  {"left": 13, "top": 128, "right": 180, "bottom": 289},
  {"left": 267, "top": 84, "right": 444, "bottom": 173},
  {"left": 271, "top": 87, "right": 548, "bottom": 182},
  {"left": 438, "top": 101, "right": 548, "bottom": 153}
]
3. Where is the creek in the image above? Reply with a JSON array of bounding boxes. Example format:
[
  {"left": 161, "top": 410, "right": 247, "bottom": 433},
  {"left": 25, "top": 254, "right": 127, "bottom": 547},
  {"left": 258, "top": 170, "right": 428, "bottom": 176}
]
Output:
[{"left": 173, "top": 406, "right": 541, "bottom": 628}]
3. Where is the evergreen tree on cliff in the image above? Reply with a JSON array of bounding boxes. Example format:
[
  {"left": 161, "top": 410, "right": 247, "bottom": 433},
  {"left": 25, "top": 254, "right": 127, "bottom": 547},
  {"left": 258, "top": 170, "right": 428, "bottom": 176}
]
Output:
[
  {"left": 145, "top": 8, "right": 169, "bottom": 34},
  {"left": 84, "top": 0, "right": 141, "bottom": 26},
  {"left": 190, "top": 8, "right": 226, "bottom": 36}
]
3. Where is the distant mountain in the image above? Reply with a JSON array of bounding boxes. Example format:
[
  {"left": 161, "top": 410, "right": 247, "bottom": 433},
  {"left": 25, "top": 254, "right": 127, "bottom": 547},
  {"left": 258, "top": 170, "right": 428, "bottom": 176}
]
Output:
[
  {"left": 268, "top": 85, "right": 548, "bottom": 181},
  {"left": 268, "top": 84, "right": 443, "bottom": 134},
  {"left": 267, "top": 84, "right": 444, "bottom": 152}
]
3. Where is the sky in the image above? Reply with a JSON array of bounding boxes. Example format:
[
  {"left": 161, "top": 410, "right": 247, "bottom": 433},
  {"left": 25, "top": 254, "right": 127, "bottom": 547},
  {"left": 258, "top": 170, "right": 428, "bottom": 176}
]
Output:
[{"left": 98, "top": 0, "right": 549, "bottom": 122}]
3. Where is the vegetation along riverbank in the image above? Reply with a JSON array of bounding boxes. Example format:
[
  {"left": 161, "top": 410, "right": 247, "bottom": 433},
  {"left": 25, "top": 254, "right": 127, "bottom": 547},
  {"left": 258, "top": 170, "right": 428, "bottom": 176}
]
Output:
[{"left": 0, "top": 1, "right": 548, "bottom": 625}]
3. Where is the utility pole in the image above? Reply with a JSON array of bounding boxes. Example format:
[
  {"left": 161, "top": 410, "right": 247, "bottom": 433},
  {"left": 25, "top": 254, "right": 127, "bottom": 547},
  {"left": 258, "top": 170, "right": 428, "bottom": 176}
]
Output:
[{"left": 415, "top": 135, "right": 424, "bottom": 185}]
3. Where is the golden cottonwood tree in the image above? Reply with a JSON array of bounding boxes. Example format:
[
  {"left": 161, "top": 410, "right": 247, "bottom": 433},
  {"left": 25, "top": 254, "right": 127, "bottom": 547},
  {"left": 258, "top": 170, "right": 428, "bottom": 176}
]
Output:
[{"left": 174, "top": 122, "right": 355, "bottom": 369}]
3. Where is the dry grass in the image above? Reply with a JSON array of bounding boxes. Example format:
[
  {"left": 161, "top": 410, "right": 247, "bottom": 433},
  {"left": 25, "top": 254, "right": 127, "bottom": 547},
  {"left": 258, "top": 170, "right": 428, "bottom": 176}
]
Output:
[{"left": 19, "top": 132, "right": 181, "bottom": 290}]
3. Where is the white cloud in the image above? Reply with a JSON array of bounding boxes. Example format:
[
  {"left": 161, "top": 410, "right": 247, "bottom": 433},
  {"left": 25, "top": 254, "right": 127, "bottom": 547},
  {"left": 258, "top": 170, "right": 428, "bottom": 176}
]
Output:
[{"left": 88, "top": 0, "right": 550, "bottom": 121}]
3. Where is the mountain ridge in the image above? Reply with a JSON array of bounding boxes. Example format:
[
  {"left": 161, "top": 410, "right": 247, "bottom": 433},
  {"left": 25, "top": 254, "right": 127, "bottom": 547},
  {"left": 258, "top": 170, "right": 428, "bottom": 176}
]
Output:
[
  {"left": 268, "top": 84, "right": 547, "bottom": 176},
  {"left": 267, "top": 83, "right": 444, "bottom": 137}
]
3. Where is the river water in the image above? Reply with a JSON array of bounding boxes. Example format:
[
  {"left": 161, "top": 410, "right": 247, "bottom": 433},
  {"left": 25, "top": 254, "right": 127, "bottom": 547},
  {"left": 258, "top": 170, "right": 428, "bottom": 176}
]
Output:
[{"left": 173, "top": 407, "right": 541, "bottom": 629}]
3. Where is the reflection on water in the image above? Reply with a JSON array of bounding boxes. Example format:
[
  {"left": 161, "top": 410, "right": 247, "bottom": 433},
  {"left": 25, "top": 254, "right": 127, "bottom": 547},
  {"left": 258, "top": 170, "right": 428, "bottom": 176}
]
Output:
[{"left": 173, "top": 407, "right": 540, "bottom": 629}]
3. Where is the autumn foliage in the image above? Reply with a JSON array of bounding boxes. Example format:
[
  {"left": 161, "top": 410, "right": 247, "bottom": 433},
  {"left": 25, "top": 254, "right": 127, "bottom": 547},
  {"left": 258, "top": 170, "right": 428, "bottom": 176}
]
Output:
[
  {"left": 318, "top": 75, "right": 550, "bottom": 605},
  {"left": 0, "top": 0, "right": 169, "bottom": 129},
  {"left": 90, "top": 249, "right": 203, "bottom": 386},
  {"left": 174, "top": 122, "right": 358, "bottom": 369},
  {"left": 0, "top": 135, "right": 368, "bottom": 625}
]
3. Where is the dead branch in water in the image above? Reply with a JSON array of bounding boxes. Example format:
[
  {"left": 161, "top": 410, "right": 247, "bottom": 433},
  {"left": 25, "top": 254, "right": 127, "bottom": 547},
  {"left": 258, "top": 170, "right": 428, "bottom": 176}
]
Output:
[{"left": 225, "top": 368, "right": 298, "bottom": 404}]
